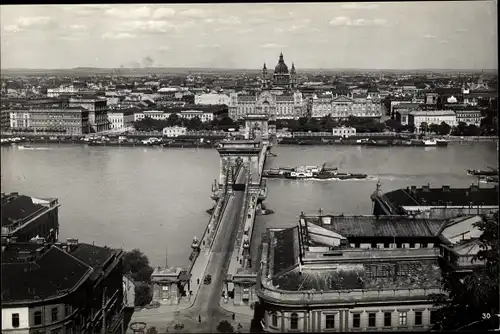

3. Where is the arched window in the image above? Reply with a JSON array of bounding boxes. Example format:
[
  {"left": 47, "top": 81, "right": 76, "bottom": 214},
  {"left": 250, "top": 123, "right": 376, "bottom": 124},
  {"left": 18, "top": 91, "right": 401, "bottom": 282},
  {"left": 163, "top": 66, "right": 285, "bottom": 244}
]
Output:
[
  {"left": 34, "top": 311, "right": 42, "bottom": 325},
  {"left": 271, "top": 312, "right": 278, "bottom": 327},
  {"left": 290, "top": 312, "right": 298, "bottom": 329}
]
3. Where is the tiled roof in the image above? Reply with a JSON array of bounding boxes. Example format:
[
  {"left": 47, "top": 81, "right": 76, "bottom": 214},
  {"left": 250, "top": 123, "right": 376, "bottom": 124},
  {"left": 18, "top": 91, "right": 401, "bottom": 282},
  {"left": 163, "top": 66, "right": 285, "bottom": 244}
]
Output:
[
  {"left": 1, "top": 245, "right": 91, "bottom": 303},
  {"left": 238, "top": 95, "right": 257, "bottom": 102},
  {"left": 268, "top": 228, "right": 442, "bottom": 292},
  {"left": 1, "top": 194, "right": 44, "bottom": 227},
  {"left": 382, "top": 186, "right": 499, "bottom": 208},
  {"left": 304, "top": 216, "right": 445, "bottom": 238},
  {"left": 70, "top": 243, "right": 114, "bottom": 269}
]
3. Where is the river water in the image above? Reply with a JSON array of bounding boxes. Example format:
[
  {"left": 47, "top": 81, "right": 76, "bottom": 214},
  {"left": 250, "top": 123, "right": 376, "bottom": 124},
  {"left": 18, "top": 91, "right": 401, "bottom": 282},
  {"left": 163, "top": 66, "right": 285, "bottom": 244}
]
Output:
[{"left": 1, "top": 142, "right": 497, "bottom": 267}]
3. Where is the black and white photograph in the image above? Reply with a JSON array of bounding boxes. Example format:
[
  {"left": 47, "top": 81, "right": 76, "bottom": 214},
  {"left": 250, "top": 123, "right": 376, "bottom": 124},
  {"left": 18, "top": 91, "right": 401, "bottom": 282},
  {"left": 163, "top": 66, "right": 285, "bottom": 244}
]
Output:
[{"left": 0, "top": 1, "right": 498, "bottom": 333}]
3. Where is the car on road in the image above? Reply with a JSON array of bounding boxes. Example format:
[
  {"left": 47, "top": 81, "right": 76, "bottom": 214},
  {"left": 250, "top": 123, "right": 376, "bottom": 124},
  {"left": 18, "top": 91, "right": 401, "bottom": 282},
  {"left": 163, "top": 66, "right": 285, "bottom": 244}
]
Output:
[{"left": 204, "top": 274, "right": 212, "bottom": 285}]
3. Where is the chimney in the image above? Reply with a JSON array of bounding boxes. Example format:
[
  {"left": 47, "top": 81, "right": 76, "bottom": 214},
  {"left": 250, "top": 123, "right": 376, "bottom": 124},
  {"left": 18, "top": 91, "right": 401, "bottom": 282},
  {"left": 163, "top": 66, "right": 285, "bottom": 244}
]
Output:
[
  {"left": 470, "top": 184, "right": 479, "bottom": 192},
  {"left": 442, "top": 185, "right": 450, "bottom": 192},
  {"left": 422, "top": 184, "right": 430, "bottom": 192}
]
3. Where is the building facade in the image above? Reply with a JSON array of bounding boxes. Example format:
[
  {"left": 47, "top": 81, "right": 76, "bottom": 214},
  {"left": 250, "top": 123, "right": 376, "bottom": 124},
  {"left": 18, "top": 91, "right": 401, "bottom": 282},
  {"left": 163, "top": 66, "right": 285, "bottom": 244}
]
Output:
[
  {"left": 311, "top": 94, "right": 382, "bottom": 120},
  {"left": 179, "top": 110, "right": 214, "bottom": 122},
  {"left": 257, "top": 217, "right": 444, "bottom": 333},
  {"left": 163, "top": 126, "right": 187, "bottom": 137},
  {"left": 228, "top": 53, "right": 306, "bottom": 120},
  {"left": 194, "top": 93, "right": 230, "bottom": 106},
  {"left": 229, "top": 91, "right": 306, "bottom": 121},
  {"left": 9, "top": 107, "right": 90, "bottom": 135},
  {"left": 454, "top": 109, "right": 482, "bottom": 126},
  {"left": 408, "top": 110, "right": 457, "bottom": 133},
  {"left": 1, "top": 108, "right": 10, "bottom": 131},
  {"left": 332, "top": 126, "right": 356, "bottom": 137},
  {"left": 1, "top": 238, "right": 124, "bottom": 333},
  {"left": 68, "top": 97, "right": 109, "bottom": 133},
  {"left": 1, "top": 192, "right": 60, "bottom": 242},
  {"left": 107, "top": 110, "right": 135, "bottom": 130}
]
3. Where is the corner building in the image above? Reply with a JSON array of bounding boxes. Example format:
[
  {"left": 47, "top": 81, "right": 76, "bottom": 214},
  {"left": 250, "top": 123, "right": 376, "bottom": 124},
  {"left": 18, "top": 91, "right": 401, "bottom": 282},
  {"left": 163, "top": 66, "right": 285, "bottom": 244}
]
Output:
[
  {"left": 256, "top": 215, "right": 443, "bottom": 332},
  {"left": 229, "top": 53, "right": 307, "bottom": 121}
]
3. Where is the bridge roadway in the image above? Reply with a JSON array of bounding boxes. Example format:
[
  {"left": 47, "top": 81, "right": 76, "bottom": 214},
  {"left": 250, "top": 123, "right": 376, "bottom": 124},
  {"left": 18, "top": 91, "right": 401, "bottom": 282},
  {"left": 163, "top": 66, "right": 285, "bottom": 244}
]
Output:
[{"left": 173, "top": 168, "right": 250, "bottom": 332}]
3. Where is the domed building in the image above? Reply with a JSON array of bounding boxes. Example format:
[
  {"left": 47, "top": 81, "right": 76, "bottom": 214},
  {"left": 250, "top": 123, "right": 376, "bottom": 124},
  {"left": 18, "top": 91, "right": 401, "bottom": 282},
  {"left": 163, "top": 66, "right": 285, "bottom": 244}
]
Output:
[{"left": 261, "top": 52, "right": 297, "bottom": 90}]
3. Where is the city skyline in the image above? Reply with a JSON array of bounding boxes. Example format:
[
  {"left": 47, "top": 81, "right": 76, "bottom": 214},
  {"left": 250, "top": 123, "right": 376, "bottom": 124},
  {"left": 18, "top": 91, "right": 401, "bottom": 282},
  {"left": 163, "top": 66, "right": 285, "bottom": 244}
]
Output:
[{"left": 0, "top": 2, "right": 497, "bottom": 70}]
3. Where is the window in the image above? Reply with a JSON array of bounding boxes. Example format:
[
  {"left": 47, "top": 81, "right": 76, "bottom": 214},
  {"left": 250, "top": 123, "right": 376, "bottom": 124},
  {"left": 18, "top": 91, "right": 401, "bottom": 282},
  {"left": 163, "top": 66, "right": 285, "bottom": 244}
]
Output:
[
  {"left": 368, "top": 313, "right": 376, "bottom": 327},
  {"left": 352, "top": 314, "right": 360, "bottom": 328},
  {"left": 421, "top": 242, "right": 428, "bottom": 248},
  {"left": 12, "top": 313, "right": 20, "bottom": 328},
  {"left": 290, "top": 313, "right": 298, "bottom": 330},
  {"left": 354, "top": 243, "right": 360, "bottom": 248},
  {"left": 415, "top": 311, "right": 423, "bottom": 326},
  {"left": 430, "top": 310, "right": 438, "bottom": 325},
  {"left": 371, "top": 243, "right": 377, "bottom": 249},
  {"left": 34, "top": 311, "right": 42, "bottom": 325},
  {"left": 325, "top": 314, "right": 335, "bottom": 329},
  {"left": 409, "top": 242, "right": 415, "bottom": 248},
  {"left": 271, "top": 312, "right": 278, "bottom": 328},
  {"left": 398, "top": 312, "right": 407, "bottom": 326},
  {"left": 65, "top": 304, "right": 71, "bottom": 317},
  {"left": 384, "top": 242, "right": 390, "bottom": 248},
  {"left": 51, "top": 307, "right": 58, "bottom": 322},
  {"left": 384, "top": 312, "right": 392, "bottom": 327}
]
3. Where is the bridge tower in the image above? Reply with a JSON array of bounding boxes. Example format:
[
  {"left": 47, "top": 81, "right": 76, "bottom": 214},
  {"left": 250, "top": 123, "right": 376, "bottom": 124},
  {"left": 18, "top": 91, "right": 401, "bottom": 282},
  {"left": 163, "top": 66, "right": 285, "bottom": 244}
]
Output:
[
  {"left": 244, "top": 114, "right": 270, "bottom": 145},
  {"left": 216, "top": 140, "right": 263, "bottom": 191}
]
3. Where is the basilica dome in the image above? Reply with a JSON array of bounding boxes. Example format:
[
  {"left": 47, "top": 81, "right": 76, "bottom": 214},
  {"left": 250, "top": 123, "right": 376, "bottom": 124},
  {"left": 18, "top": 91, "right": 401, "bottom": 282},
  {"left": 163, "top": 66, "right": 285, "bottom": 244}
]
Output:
[{"left": 274, "top": 53, "right": 289, "bottom": 74}]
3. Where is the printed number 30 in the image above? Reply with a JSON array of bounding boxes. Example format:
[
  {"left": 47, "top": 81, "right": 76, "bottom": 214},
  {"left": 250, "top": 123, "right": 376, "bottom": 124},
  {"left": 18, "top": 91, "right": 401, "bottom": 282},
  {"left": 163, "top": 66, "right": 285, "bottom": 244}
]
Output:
[{"left": 482, "top": 313, "right": 491, "bottom": 319}]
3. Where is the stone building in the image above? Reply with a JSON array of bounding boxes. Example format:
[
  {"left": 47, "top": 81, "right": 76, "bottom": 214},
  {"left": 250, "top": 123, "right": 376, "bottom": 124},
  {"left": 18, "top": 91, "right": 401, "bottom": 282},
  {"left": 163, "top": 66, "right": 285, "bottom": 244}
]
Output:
[
  {"left": 256, "top": 215, "right": 444, "bottom": 332},
  {"left": 311, "top": 93, "right": 382, "bottom": 120},
  {"left": 68, "top": 96, "right": 110, "bottom": 133},
  {"left": 9, "top": 107, "right": 90, "bottom": 135},
  {"left": 1, "top": 238, "right": 124, "bottom": 333},
  {"left": 228, "top": 53, "right": 306, "bottom": 121}
]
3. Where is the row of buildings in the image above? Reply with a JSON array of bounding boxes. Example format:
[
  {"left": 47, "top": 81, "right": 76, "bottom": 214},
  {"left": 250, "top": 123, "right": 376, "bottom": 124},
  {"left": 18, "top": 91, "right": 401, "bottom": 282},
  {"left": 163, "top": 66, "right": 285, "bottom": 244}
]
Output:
[
  {"left": 3, "top": 96, "right": 226, "bottom": 135},
  {"left": 229, "top": 182, "right": 499, "bottom": 332},
  {"left": 394, "top": 107, "right": 483, "bottom": 132},
  {"left": 1, "top": 192, "right": 136, "bottom": 333}
]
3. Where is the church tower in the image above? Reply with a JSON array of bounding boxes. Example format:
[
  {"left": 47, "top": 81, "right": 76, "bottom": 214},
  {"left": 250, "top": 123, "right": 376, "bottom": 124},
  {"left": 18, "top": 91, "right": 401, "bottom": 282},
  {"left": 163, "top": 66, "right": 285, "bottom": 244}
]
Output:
[
  {"left": 261, "top": 63, "right": 270, "bottom": 90},
  {"left": 290, "top": 62, "right": 297, "bottom": 89},
  {"left": 273, "top": 52, "right": 291, "bottom": 89}
]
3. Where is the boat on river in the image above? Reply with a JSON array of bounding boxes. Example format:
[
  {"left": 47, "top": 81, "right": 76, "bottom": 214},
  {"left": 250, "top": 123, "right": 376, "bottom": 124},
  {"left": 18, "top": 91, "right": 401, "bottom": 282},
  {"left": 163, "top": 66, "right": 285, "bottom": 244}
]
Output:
[
  {"left": 263, "top": 163, "right": 366, "bottom": 180},
  {"left": 467, "top": 166, "right": 498, "bottom": 177}
]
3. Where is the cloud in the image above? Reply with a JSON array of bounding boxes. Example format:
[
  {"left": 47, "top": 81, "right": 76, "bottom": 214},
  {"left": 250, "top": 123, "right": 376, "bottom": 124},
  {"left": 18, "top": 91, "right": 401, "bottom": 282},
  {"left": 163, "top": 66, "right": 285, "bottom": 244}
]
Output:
[
  {"left": 101, "top": 32, "right": 136, "bottom": 40},
  {"left": 341, "top": 3, "right": 379, "bottom": 10},
  {"left": 68, "top": 24, "right": 87, "bottom": 31},
  {"left": 159, "top": 46, "right": 171, "bottom": 51},
  {"left": 114, "top": 20, "right": 194, "bottom": 34},
  {"left": 455, "top": 28, "right": 468, "bottom": 33},
  {"left": 237, "top": 28, "right": 254, "bottom": 34},
  {"left": 198, "top": 44, "right": 220, "bottom": 48},
  {"left": 60, "top": 5, "right": 111, "bottom": 16},
  {"left": 179, "top": 8, "right": 210, "bottom": 18},
  {"left": 275, "top": 19, "right": 311, "bottom": 33},
  {"left": 105, "top": 6, "right": 152, "bottom": 19},
  {"left": 329, "top": 16, "right": 390, "bottom": 27},
  {"left": 217, "top": 16, "right": 242, "bottom": 25},
  {"left": 260, "top": 43, "right": 287, "bottom": 49},
  {"left": 423, "top": 34, "right": 437, "bottom": 38},
  {"left": 3, "top": 16, "right": 54, "bottom": 33},
  {"left": 152, "top": 7, "right": 176, "bottom": 19}
]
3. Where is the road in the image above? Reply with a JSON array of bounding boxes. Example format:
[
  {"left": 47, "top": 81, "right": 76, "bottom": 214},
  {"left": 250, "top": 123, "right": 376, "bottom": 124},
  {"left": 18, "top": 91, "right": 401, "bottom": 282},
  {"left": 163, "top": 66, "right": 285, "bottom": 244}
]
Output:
[{"left": 172, "top": 169, "right": 249, "bottom": 333}]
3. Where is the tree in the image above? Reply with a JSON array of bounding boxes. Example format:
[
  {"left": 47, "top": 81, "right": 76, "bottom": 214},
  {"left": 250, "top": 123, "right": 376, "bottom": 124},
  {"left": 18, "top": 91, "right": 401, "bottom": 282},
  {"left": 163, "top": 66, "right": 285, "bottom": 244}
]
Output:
[
  {"left": 419, "top": 122, "right": 428, "bottom": 134},
  {"left": 146, "top": 327, "right": 158, "bottom": 334},
  {"left": 384, "top": 119, "right": 403, "bottom": 132},
  {"left": 438, "top": 121, "right": 451, "bottom": 136},
  {"left": 217, "top": 320, "right": 235, "bottom": 333},
  {"left": 429, "top": 213, "right": 499, "bottom": 331},
  {"left": 452, "top": 121, "right": 467, "bottom": 136},
  {"left": 123, "top": 248, "right": 154, "bottom": 283},
  {"left": 428, "top": 123, "right": 439, "bottom": 134},
  {"left": 166, "top": 113, "right": 180, "bottom": 127},
  {"left": 134, "top": 282, "right": 152, "bottom": 307},
  {"left": 187, "top": 116, "right": 202, "bottom": 131},
  {"left": 465, "top": 124, "right": 480, "bottom": 136}
]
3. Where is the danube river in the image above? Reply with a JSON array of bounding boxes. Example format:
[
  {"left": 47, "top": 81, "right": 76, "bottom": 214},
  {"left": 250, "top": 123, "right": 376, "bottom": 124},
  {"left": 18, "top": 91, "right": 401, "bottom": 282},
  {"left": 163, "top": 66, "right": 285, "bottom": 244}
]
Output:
[{"left": 1, "top": 142, "right": 497, "bottom": 267}]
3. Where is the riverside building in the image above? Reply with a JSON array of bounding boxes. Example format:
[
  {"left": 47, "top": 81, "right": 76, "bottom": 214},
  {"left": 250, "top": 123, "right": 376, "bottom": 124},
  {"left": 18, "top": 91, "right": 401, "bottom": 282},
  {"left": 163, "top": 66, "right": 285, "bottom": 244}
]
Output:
[
  {"left": 9, "top": 107, "right": 90, "bottom": 135},
  {"left": 228, "top": 53, "right": 307, "bottom": 121},
  {"left": 256, "top": 214, "right": 444, "bottom": 332}
]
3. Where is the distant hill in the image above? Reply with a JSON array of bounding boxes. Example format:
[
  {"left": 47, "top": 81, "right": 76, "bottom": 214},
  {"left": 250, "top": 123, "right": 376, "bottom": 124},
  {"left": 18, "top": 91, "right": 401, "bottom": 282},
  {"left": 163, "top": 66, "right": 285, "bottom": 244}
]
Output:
[{"left": 0, "top": 67, "right": 496, "bottom": 77}]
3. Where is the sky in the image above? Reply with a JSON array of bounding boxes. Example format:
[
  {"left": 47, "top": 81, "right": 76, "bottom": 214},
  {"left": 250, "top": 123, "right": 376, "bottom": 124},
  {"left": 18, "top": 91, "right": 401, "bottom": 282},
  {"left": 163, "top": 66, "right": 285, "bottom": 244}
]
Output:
[{"left": 0, "top": 2, "right": 497, "bottom": 70}]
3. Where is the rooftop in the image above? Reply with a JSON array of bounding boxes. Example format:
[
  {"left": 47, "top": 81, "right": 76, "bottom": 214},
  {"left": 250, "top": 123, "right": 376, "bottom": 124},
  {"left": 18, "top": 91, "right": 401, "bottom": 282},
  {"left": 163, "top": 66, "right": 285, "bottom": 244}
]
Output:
[
  {"left": 302, "top": 215, "right": 446, "bottom": 238},
  {"left": 1, "top": 193, "right": 46, "bottom": 227},
  {"left": 1, "top": 240, "right": 120, "bottom": 304},
  {"left": 266, "top": 227, "right": 441, "bottom": 293},
  {"left": 410, "top": 110, "right": 456, "bottom": 116},
  {"left": 380, "top": 185, "right": 499, "bottom": 209}
]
